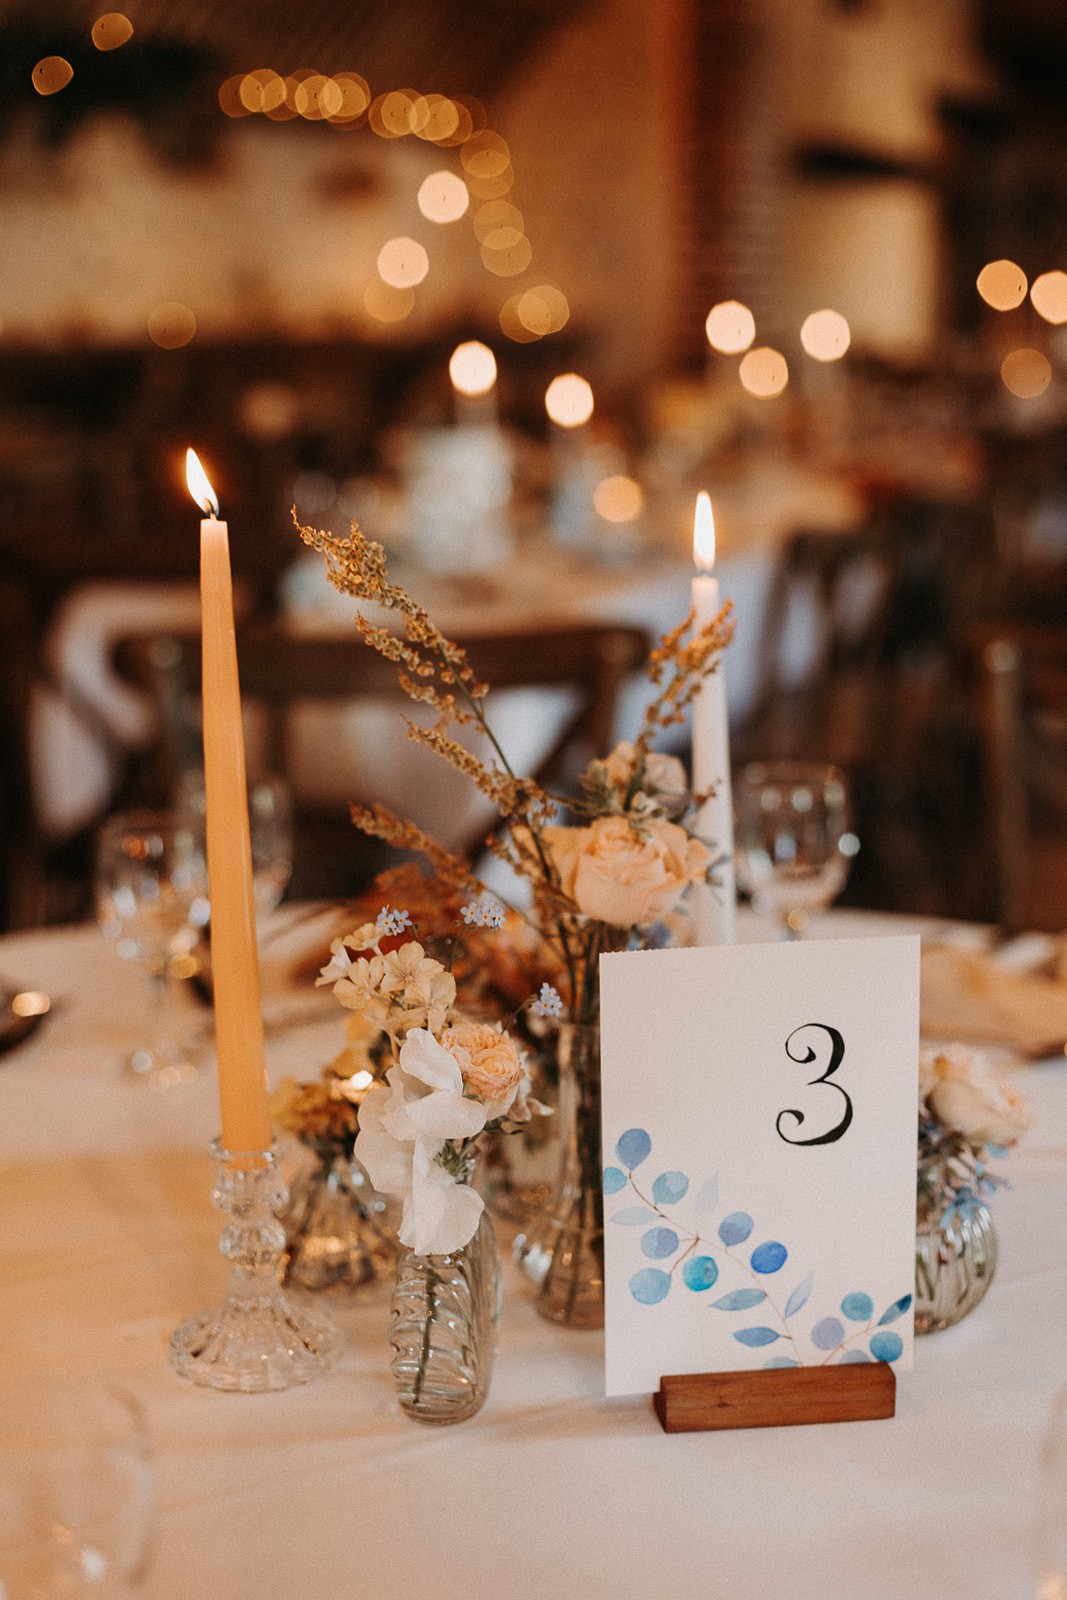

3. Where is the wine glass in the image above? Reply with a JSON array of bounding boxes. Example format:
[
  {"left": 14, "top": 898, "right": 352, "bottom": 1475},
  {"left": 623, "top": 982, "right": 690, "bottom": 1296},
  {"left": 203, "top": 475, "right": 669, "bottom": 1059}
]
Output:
[
  {"left": 0, "top": 1379, "right": 156, "bottom": 1599},
  {"left": 94, "top": 810, "right": 210, "bottom": 1087},
  {"left": 734, "top": 760, "right": 858, "bottom": 937},
  {"left": 1034, "top": 1383, "right": 1067, "bottom": 1600},
  {"left": 175, "top": 769, "right": 294, "bottom": 918}
]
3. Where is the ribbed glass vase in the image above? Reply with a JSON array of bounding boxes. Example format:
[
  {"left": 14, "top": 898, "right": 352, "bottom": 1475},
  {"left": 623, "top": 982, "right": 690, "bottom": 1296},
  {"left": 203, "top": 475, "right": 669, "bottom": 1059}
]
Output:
[
  {"left": 280, "top": 1143, "right": 397, "bottom": 1293},
  {"left": 389, "top": 1205, "right": 501, "bottom": 1424},
  {"left": 514, "top": 1020, "right": 604, "bottom": 1329},
  {"left": 915, "top": 1187, "right": 998, "bottom": 1334}
]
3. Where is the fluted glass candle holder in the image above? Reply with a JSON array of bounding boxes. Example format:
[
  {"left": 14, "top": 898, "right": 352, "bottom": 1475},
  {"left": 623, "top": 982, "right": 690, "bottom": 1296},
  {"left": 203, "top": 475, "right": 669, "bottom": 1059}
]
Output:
[{"left": 169, "top": 1140, "right": 340, "bottom": 1391}]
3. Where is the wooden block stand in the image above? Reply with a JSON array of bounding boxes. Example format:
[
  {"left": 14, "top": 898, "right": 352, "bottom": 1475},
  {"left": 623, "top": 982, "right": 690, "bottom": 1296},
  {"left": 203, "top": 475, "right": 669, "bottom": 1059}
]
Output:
[{"left": 653, "top": 1362, "right": 896, "bottom": 1432}]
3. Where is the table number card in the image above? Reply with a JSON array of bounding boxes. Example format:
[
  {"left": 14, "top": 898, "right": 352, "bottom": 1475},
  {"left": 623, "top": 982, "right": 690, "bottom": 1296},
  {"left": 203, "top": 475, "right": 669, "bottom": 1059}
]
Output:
[{"left": 599, "top": 936, "right": 919, "bottom": 1398}]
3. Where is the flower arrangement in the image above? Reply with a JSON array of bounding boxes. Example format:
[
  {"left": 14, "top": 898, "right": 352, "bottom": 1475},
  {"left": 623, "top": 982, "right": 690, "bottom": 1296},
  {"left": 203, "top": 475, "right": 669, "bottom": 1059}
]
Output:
[
  {"left": 315, "top": 905, "right": 549, "bottom": 1256},
  {"left": 917, "top": 1041, "right": 1033, "bottom": 1215},
  {"left": 294, "top": 514, "right": 734, "bottom": 1027}
]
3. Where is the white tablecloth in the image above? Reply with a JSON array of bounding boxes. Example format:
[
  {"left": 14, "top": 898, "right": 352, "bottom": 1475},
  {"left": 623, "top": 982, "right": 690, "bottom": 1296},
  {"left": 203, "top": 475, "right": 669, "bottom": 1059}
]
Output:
[{"left": 1, "top": 909, "right": 1064, "bottom": 1599}]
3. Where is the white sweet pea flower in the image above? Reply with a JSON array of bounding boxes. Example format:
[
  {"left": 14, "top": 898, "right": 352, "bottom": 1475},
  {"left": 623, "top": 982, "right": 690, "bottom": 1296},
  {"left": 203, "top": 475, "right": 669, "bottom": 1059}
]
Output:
[{"left": 353, "top": 1027, "right": 487, "bottom": 1255}]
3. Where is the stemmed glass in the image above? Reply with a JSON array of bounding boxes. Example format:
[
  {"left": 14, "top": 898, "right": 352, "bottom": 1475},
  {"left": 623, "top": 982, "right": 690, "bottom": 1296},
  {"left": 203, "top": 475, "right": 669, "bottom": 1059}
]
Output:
[
  {"left": 94, "top": 810, "right": 211, "bottom": 1087},
  {"left": 0, "top": 1379, "right": 156, "bottom": 1599},
  {"left": 734, "top": 761, "right": 857, "bottom": 938},
  {"left": 175, "top": 770, "right": 294, "bottom": 918}
]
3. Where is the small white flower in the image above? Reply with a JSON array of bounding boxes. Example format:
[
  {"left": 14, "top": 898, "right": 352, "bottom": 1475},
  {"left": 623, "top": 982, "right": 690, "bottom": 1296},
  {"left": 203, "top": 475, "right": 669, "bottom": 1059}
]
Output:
[
  {"left": 376, "top": 905, "right": 413, "bottom": 937},
  {"left": 460, "top": 899, "right": 506, "bottom": 929},
  {"left": 531, "top": 982, "right": 564, "bottom": 1020}
]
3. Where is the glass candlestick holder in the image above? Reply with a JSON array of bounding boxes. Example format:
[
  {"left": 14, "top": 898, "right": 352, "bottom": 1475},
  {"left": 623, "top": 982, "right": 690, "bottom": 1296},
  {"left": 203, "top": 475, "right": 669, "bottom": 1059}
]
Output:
[{"left": 169, "top": 1140, "right": 340, "bottom": 1391}]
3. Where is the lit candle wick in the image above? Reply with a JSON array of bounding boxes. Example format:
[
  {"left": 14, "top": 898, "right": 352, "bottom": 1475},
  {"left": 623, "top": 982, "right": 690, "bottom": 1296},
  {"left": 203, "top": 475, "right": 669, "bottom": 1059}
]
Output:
[{"left": 186, "top": 447, "right": 220, "bottom": 519}]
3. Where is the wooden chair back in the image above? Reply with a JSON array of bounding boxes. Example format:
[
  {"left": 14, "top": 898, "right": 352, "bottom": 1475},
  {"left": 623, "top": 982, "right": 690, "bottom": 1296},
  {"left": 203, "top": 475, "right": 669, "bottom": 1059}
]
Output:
[{"left": 977, "top": 624, "right": 1067, "bottom": 932}]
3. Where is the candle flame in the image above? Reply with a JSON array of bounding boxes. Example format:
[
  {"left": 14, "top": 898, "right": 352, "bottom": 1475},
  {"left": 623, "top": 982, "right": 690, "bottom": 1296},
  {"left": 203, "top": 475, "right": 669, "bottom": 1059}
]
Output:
[
  {"left": 693, "top": 491, "right": 715, "bottom": 570},
  {"left": 185, "top": 448, "right": 219, "bottom": 517}
]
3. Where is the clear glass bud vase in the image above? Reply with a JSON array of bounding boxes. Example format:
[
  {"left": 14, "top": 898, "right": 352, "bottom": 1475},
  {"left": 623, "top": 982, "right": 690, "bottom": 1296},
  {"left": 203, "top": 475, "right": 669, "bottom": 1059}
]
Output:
[
  {"left": 514, "top": 1020, "right": 604, "bottom": 1328},
  {"left": 915, "top": 1187, "right": 998, "bottom": 1334},
  {"left": 280, "top": 1143, "right": 397, "bottom": 1292},
  {"left": 389, "top": 1205, "right": 501, "bottom": 1424}
]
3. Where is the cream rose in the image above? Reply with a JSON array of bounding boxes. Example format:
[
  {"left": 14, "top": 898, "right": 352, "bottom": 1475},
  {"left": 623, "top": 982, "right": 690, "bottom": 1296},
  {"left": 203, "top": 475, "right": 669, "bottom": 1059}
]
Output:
[
  {"left": 600, "top": 742, "right": 688, "bottom": 804},
  {"left": 923, "top": 1044, "right": 1034, "bottom": 1145},
  {"left": 546, "top": 814, "right": 710, "bottom": 928},
  {"left": 441, "top": 1021, "right": 525, "bottom": 1119}
]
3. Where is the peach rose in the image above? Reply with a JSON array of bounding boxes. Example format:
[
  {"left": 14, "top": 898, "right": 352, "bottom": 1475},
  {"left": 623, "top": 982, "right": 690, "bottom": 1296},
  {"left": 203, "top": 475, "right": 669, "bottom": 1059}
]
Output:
[
  {"left": 923, "top": 1043, "right": 1034, "bottom": 1145},
  {"left": 441, "top": 1021, "right": 525, "bottom": 1118},
  {"left": 546, "top": 814, "right": 710, "bottom": 928}
]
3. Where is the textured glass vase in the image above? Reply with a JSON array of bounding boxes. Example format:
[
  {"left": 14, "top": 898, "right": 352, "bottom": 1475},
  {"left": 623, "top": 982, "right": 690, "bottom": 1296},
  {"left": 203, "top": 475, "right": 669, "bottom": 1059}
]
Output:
[
  {"left": 514, "top": 1020, "right": 604, "bottom": 1328},
  {"left": 915, "top": 1189, "right": 998, "bottom": 1333},
  {"left": 280, "top": 1143, "right": 397, "bottom": 1292},
  {"left": 389, "top": 1206, "right": 502, "bottom": 1424}
]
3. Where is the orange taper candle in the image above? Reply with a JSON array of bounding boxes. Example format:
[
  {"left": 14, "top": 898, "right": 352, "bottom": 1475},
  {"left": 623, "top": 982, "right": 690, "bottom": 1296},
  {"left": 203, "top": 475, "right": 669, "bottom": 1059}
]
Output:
[{"left": 186, "top": 448, "right": 271, "bottom": 1153}]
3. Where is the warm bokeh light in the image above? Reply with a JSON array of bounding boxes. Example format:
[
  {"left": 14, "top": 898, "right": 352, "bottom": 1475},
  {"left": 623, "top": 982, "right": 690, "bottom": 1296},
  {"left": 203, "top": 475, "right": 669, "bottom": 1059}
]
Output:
[
  {"left": 377, "top": 236, "right": 429, "bottom": 288},
  {"left": 464, "top": 164, "right": 515, "bottom": 200},
  {"left": 147, "top": 302, "right": 197, "bottom": 349},
  {"left": 294, "top": 75, "right": 343, "bottom": 120},
  {"left": 1001, "top": 348, "right": 1052, "bottom": 398},
  {"left": 593, "top": 475, "right": 644, "bottom": 523},
  {"left": 473, "top": 201, "right": 523, "bottom": 244},
  {"left": 481, "top": 235, "right": 532, "bottom": 277},
  {"left": 449, "top": 341, "right": 497, "bottom": 397},
  {"left": 693, "top": 491, "right": 715, "bottom": 569},
  {"left": 330, "top": 72, "right": 371, "bottom": 123},
  {"left": 1031, "top": 270, "right": 1067, "bottom": 326},
  {"left": 185, "top": 449, "right": 218, "bottom": 516},
  {"left": 705, "top": 300, "right": 756, "bottom": 355},
  {"left": 977, "top": 259, "right": 1028, "bottom": 311},
  {"left": 91, "top": 13, "right": 133, "bottom": 50},
  {"left": 461, "top": 130, "right": 511, "bottom": 180},
  {"left": 32, "top": 56, "right": 73, "bottom": 95},
  {"left": 499, "top": 295, "right": 541, "bottom": 343},
  {"left": 739, "top": 346, "right": 789, "bottom": 397},
  {"left": 240, "top": 69, "right": 285, "bottom": 114},
  {"left": 545, "top": 373, "right": 594, "bottom": 428},
  {"left": 800, "top": 308, "right": 851, "bottom": 362},
  {"left": 417, "top": 94, "right": 461, "bottom": 143},
  {"left": 363, "top": 279, "right": 414, "bottom": 323},
  {"left": 371, "top": 89, "right": 421, "bottom": 137},
  {"left": 218, "top": 75, "right": 251, "bottom": 118},
  {"left": 417, "top": 171, "right": 469, "bottom": 224},
  {"left": 517, "top": 284, "right": 569, "bottom": 336}
]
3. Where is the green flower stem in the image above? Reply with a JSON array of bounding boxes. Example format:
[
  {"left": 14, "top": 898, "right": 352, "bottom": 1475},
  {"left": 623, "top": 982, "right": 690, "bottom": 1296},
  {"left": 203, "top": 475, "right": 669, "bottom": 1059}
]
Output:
[{"left": 414, "top": 1260, "right": 440, "bottom": 1409}]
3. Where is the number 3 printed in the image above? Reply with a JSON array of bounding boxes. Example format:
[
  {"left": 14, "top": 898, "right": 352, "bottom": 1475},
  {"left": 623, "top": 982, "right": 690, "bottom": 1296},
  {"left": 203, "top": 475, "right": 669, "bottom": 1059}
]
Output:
[{"left": 776, "top": 1023, "right": 853, "bottom": 1146}]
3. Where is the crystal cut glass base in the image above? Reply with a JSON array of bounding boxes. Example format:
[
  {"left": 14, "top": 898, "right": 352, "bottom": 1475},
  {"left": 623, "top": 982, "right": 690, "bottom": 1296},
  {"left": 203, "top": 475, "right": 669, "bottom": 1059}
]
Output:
[
  {"left": 169, "top": 1142, "right": 340, "bottom": 1391},
  {"left": 915, "top": 1192, "right": 998, "bottom": 1334}
]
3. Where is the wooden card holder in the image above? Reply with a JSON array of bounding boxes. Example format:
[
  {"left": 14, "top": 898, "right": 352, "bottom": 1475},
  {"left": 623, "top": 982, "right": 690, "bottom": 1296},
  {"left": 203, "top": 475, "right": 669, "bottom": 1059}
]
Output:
[{"left": 653, "top": 1362, "right": 896, "bottom": 1433}]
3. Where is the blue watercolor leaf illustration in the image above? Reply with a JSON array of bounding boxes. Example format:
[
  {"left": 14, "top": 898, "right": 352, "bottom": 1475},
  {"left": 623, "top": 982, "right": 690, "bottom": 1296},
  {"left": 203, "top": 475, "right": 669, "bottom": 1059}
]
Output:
[
  {"left": 877, "top": 1294, "right": 913, "bottom": 1326},
  {"left": 734, "top": 1326, "right": 780, "bottom": 1347},
  {"left": 839, "top": 1350, "right": 870, "bottom": 1364},
  {"left": 629, "top": 1267, "right": 671, "bottom": 1305},
  {"left": 692, "top": 1175, "right": 720, "bottom": 1231},
  {"left": 811, "top": 1316, "right": 845, "bottom": 1351},
  {"left": 869, "top": 1330, "right": 904, "bottom": 1363},
  {"left": 603, "top": 1166, "right": 627, "bottom": 1196},
  {"left": 652, "top": 1170, "right": 689, "bottom": 1206},
  {"left": 610, "top": 1206, "right": 657, "bottom": 1226},
  {"left": 750, "top": 1241, "right": 787, "bottom": 1274},
  {"left": 682, "top": 1256, "right": 718, "bottom": 1292},
  {"left": 765, "top": 1356, "right": 799, "bottom": 1369},
  {"left": 641, "top": 1226, "right": 679, "bottom": 1260},
  {"left": 841, "top": 1292, "right": 874, "bottom": 1322},
  {"left": 615, "top": 1128, "right": 652, "bottom": 1171},
  {"left": 784, "top": 1273, "right": 814, "bottom": 1319},
  {"left": 718, "top": 1211, "right": 754, "bottom": 1246},
  {"left": 711, "top": 1288, "right": 766, "bottom": 1311}
]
